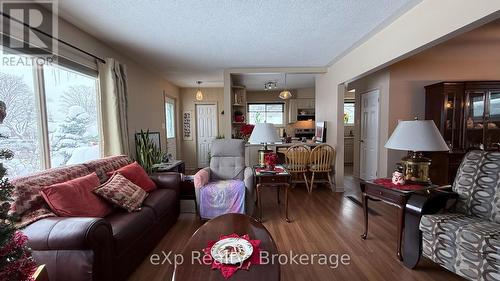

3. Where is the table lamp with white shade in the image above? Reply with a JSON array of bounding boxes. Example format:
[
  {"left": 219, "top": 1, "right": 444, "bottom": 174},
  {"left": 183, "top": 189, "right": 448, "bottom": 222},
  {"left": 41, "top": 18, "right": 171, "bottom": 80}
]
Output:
[
  {"left": 385, "top": 119, "right": 449, "bottom": 184},
  {"left": 249, "top": 123, "right": 280, "bottom": 167}
]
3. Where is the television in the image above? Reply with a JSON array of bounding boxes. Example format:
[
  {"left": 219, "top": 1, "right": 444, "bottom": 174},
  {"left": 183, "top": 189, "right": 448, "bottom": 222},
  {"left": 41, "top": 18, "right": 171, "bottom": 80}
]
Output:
[{"left": 315, "top": 121, "right": 326, "bottom": 143}]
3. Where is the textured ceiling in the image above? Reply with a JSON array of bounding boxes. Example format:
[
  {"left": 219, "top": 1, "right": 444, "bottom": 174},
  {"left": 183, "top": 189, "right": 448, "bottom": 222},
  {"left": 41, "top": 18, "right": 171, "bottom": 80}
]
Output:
[
  {"left": 58, "top": 0, "right": 420, "bottom": 87},
  {"left": 233, "top": 73, "right": 316, "bottom": 91}
]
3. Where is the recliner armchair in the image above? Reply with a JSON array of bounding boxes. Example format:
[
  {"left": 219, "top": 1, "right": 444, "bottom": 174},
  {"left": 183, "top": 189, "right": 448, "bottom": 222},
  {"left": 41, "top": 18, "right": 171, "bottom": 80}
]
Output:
[
  {"left": 194, "top": 139, "right": 255, "bottom": 220},
  {"left": 404, "top": 150, "right": 500, "bottom": 281}
]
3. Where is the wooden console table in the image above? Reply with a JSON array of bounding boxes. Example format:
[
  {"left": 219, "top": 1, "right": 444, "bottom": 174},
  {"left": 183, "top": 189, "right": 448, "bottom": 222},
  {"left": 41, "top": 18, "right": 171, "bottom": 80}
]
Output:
[{"left": 360, "top": 180, "right": 435, "bottom": 261}]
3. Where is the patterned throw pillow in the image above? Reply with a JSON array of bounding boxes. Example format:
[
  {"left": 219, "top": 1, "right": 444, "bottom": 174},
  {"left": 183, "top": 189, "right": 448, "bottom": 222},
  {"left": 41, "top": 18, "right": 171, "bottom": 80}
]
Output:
[{"left": 94, "top": 173, "right": 148, "bottom": 212}]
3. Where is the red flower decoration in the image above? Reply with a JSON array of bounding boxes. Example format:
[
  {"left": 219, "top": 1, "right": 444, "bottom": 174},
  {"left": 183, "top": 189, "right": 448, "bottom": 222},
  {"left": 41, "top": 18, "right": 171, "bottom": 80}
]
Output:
[
  {"left": 203, "top": 233, "right": 261, "bottom": 279},
  {"left": 240, "top": 124, "right": 254, "bottom": 138},
  {"left": 265, "top": 152, "right": 278, "bottom": 167},
  {"left": 0, "top": 231, "right": 37, "bottom": 281}
]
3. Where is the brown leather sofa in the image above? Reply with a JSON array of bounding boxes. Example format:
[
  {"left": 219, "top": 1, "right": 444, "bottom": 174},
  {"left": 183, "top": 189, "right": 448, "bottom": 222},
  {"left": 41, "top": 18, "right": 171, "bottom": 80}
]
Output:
[{"left": 18, "top": 156, "right": 180, "bottom": 281}]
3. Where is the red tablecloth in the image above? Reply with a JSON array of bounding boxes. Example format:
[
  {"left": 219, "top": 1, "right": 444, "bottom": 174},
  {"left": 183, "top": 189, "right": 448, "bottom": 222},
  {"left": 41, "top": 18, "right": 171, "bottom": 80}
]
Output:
[
  {"left": 203, "top": 233, "right": 261, "bottom": 279},
  {"left": 373, "top": 178, "right": 424, "bottom": 190}
]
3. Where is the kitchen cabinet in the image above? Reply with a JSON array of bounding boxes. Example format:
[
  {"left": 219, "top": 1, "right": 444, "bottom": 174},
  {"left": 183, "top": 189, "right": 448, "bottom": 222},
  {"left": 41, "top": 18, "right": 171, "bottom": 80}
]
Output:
[
  {"left": 288, "top": 99, "right": 298, "bottom": 123},
  {"left": 296, "top": 98, "right": 315, "bottom": 109},
  {"left": 344, "top": 138, "right": 354, "bottom": 164},
  {"left": 288, "top": 98, "right": 315, "bottom": 123}
]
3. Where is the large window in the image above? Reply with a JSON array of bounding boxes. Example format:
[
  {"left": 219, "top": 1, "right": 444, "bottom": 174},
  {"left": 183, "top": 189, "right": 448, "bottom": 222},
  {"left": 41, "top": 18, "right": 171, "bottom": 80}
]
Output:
[
  {"left": 248, "top": 103, "right": 284, "bottom": 125},
  {"left": 0, "top": 53, "right": 100, "bottom": 178}
]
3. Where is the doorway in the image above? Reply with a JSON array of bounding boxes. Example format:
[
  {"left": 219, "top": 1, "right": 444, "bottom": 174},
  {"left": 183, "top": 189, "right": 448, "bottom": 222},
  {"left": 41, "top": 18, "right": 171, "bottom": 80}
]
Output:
[
  {"left": 196, "top": 104, "right": 218, "bottom": 168},
  {"left": 359, "top": 90, "right": 380, "bottom": 180},
  {"left": 164, "top": 94, "right": 177, "bottom": 159}
]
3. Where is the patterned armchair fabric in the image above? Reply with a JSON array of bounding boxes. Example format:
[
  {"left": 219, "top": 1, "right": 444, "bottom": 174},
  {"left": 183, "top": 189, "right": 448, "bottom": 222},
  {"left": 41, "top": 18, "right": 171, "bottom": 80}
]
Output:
[
  {"left": 419, "top": 151, "right": 500, "bottom": 281},
  {"left": 194, "top": 139, "right": 254, "bottom": 219}
]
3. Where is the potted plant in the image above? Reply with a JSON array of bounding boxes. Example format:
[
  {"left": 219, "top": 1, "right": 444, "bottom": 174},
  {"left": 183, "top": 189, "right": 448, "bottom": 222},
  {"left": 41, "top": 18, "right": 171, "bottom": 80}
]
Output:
[{"left": 135, "top": 129, "right": 162, "bottom": 174}]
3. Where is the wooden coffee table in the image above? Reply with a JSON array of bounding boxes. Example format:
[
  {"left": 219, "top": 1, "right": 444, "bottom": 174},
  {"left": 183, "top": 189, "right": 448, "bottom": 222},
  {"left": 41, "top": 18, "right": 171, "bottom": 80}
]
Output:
[{"left": 173, "top": 213, "right": 280, "bottom": 281}]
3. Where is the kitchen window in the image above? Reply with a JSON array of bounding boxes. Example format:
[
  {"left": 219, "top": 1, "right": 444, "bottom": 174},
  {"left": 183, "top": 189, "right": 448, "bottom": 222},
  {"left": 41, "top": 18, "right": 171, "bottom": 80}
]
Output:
[
  {"left": 344, "top": 102, "right": 355, "bottom": 125},
  {"left": 0, "top": 52, "right": 100, "bottom": 178},
  {"left": 248, "top": 103, "right": 284, "bottom": 125}
]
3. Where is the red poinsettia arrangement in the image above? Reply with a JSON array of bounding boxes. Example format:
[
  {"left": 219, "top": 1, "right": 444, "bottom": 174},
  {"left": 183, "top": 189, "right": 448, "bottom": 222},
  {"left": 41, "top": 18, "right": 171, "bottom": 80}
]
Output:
[
  {"left": 0, "top": 231, "right": 37, "bottom": 281},
  {"left": 240, "top": 124, "right": 254, "bottom": 140},
  {"left": 265, "top": 152, "right": 278, "bottom": 170}
]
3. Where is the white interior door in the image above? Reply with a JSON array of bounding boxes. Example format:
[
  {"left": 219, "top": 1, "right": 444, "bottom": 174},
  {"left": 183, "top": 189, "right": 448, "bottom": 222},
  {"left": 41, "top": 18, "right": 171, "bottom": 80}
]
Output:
[
  {"left": 360, "top": 90, "right": 379, "bottom": 180},
  {"left": 196, "top": 104, "right": 218, "bottom": 168}
]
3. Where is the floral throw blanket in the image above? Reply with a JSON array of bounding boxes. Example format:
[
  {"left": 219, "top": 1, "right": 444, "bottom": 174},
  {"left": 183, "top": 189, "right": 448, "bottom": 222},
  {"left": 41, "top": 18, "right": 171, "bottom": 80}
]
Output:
[{"left": 199, "top": 180, "right": 245, "bottom": 219}]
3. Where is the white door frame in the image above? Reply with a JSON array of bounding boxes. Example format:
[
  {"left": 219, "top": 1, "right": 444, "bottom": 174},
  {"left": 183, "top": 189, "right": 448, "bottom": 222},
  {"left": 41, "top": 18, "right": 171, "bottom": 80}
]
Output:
[
  {"left": 195, "top": 102, "right": 218, "bottom": 168},
  {"left": 359, "top": 89, "right": 380, "bottom": 180},
  {"left": 164, "top": 93, "right": 177, "bottom": 159}
]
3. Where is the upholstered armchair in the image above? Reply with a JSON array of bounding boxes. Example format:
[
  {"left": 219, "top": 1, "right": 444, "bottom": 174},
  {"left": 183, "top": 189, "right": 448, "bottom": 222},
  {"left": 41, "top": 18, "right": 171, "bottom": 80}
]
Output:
[
  {"left": 403, "top": 150, "right": 500, "bottom": 281},
  {"left": 194, "top": 139, "right": 254, "bottom": 220}
]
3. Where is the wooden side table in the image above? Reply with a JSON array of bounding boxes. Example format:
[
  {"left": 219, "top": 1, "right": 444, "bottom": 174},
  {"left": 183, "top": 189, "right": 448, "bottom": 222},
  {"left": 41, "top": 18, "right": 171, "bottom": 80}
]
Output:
[
  {"left": 254, "top": 166, "right": 291, "bottom": 223},
  {"left": 360, "top": 180, "right": 435, "bottom": 261}
]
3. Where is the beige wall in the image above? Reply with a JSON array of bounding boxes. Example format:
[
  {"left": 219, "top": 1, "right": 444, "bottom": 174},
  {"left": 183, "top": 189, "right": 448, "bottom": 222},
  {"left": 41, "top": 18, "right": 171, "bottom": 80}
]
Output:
[
  {"left": 348, "top": 70, "right": 390, "bottom": 178},
  {"left": 57, "top": 17, "right": 180, "bottom": 158},
  {"left": 347, "top": 18, "right": 500, "bottom": 178},
  {"left": 316, "top": 1, "right": 500, "bottom": 190},
  {"left": 179, "top": 87, "right": 224, "bottom": 169}
]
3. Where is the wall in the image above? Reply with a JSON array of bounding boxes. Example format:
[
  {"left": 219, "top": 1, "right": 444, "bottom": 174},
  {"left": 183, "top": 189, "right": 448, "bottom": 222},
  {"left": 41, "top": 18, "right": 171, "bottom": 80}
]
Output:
[
  {"left": 348, "top": 70, "right": 390, "bottom": 178},
  {"left": 179, "top": 87, "right": 224, "bottom": 169},
  {"left": 347, "top": 17, "right": 500, "bottom": 178},
  {"left": 57, "top": 17, "right": 181, "bottom": 158},
  {"left": 296, "top": 87, "right": 315, "bottom": 98},
  {"left": 316, "top": 1, "right": 500, "bottom": 190}
]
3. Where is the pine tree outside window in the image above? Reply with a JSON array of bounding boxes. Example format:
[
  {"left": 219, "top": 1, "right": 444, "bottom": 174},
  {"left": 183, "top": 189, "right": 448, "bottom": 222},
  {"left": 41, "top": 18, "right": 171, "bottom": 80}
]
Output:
[{"left": 0, "top": 53, "right": 101, "bottom": 178}]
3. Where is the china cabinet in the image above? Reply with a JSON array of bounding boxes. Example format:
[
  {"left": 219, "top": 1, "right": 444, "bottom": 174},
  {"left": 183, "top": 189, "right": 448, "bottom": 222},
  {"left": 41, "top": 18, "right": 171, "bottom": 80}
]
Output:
[{"left": 424, "top": 81, "right": 500, "bottom": 185}]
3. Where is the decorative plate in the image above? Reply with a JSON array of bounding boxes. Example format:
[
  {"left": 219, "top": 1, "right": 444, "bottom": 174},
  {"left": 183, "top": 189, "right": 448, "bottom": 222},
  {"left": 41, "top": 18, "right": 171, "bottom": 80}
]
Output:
[{"left": 210, "top": 237, "right": 253, "bottom": 264}]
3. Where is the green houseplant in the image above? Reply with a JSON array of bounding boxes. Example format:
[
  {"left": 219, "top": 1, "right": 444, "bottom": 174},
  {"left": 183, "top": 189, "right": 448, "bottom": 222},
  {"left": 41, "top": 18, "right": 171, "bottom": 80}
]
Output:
[{"left": 135, "top": 130, "right": 162, "bottom": 174}]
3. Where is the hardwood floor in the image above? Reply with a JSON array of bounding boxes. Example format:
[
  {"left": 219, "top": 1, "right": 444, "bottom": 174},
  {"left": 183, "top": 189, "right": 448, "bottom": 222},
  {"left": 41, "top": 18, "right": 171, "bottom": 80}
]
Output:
[{"left": 129, "top": 180, "right": 464, "bottom": 281}]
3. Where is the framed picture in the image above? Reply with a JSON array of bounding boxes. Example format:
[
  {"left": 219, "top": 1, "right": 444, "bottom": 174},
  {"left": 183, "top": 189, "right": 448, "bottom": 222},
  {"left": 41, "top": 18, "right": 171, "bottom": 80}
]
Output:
[
  {"left": 183, "top": 110, "right": 193, "bottom": 140},
  {"left": 315, "top": 121, "right": 326, "bottom": 143},
  {"left": 135, "top": 131, "right": 161, "bottom": 149}
]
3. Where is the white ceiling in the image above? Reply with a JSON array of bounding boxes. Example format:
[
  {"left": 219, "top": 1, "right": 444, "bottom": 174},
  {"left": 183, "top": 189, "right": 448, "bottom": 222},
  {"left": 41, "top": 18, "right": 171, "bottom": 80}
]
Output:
[
  {"left": 233, "top": 73, "right": 316, "bottom": 91},
  {"left": 58, "top": 0, "right": 420, "bottom": 88}
]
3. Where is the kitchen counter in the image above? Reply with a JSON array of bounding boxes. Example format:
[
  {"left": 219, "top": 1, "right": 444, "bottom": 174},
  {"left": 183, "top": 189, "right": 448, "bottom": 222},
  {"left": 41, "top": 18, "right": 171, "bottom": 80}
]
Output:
[
  {"left": 244, "top": 142, "right": 321, "bottom": 166},
  {"left": 245, "top": 142, "right": 320, "bottom": 147}
]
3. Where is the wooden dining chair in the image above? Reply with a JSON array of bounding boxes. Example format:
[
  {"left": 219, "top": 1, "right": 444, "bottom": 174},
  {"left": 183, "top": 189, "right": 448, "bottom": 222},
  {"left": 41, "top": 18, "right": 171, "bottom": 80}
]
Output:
[
  {"left": 284, "top": 144, "right": 311, "bottom": 192},
  {"left": 308, "top": 144, "right": 336, "bottom": 193}
]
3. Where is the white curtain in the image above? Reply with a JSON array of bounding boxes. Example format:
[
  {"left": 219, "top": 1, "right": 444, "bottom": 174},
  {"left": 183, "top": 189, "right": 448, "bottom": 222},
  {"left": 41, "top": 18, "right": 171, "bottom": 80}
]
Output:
[{"left": 98, "top": 58, "right": 130, "bottom": 156}]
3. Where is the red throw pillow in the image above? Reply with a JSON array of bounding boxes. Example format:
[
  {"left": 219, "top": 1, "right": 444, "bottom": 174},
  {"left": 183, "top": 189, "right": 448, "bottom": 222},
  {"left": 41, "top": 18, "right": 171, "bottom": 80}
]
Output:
[
  {"left": 41, "top": 173, "right": 112, "bottom": 217},
  {"left": 107, "top": 162, "right": 156, "bottom": 192},
  {"left": 94, "top": 173, "right": 148, "bottom": 212}
]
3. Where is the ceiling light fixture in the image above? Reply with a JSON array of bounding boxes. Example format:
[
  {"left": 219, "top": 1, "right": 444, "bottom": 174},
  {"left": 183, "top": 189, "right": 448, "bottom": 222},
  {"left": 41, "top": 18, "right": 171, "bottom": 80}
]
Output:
[
  {"left": 264, "top": 81, "right": 277, "bottom": 91},
  {"left": 195, "top": 81, "right": 203, "bottom": 101},
  {"left": 279, "top": 74, "right": 292, "bottom": 100}
]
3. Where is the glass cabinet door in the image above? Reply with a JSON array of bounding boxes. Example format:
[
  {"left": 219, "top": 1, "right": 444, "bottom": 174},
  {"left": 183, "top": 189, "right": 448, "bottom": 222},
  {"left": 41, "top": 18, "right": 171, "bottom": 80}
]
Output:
[
  {"left": 486, "top": 91, "right": 500, "bottom": 150},
  {"left": 465, "top": 91, "right": 486, "bottom": 150},
  {"left": 443, "top": 92, "right": 462, "bottom": 149}
]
